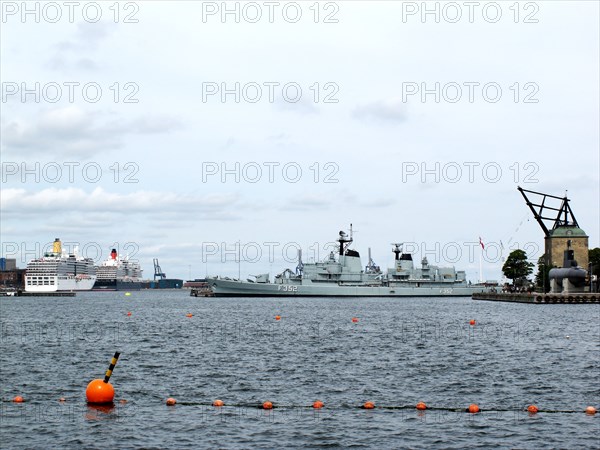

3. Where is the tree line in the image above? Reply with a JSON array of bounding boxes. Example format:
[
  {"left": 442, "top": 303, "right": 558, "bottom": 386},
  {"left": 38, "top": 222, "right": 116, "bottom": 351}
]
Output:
[{"left": 501, "top": 248, "right": 600, "bottom": 292}]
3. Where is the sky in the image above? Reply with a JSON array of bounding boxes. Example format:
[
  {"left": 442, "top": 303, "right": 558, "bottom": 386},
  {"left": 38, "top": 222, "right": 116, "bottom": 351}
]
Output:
[{"left": 1, "top": 1, "right": 599, "bottom": 282}]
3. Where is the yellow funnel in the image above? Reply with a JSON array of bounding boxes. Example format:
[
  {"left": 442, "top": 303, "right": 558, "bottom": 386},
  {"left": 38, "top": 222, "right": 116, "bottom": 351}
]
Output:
[{"left": 53, "top": 238, "right": 62, "bottom": 254}]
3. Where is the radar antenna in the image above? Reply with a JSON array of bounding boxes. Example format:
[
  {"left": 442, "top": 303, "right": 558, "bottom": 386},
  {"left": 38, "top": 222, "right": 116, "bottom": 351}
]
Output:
[
  {"left": 337, "top": 224, "right": 354, "bottom": 255},
  {"left": 391, "top": 243, "right": 403, "bottom": 260}
]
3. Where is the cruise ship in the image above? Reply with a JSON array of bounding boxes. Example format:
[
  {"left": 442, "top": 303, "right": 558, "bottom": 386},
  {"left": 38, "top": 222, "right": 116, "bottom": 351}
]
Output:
[
  {"left": 24, "top": 239, "right": 97, "bottom": 292},
  {"left": 93, "top": 249, "right": 143, "bottom": 291},
  {"left": 210, "top": 226, "right": 496, "bottom": 297}
]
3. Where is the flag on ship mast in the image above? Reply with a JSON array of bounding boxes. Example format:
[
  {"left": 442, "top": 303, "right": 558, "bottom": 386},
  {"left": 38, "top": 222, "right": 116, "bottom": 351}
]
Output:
[{"left": 478, "top": 237, "right": 484, "bottom": 282}]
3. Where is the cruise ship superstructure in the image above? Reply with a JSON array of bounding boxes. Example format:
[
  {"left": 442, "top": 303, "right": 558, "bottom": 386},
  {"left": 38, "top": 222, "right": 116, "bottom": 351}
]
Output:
[
  {"left": 93, "top": 249, "right": 143, "bottom": 291},
  {"left": 24, "top": 239, "right": 97, "bottom": 292}
]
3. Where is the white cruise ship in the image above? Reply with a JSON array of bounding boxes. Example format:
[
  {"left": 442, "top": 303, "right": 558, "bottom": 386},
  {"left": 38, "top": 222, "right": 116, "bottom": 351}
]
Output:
[
  {"left": 93, "top": 249, "right": 143, "bottom": 290},
  {"left": 25, "top": 239, "right": 97, "bottom": 292}
]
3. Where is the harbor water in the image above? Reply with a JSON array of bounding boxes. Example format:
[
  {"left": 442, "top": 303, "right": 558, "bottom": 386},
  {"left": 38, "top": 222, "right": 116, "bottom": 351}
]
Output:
[{"left": 1, "top": 291, "right": 598, "bottom": 448}]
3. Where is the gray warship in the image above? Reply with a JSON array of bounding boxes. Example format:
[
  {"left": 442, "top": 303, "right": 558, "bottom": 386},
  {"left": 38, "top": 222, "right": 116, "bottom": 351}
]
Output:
[{"left": 209, "top": 226, "right": 496, "bottom": 297}]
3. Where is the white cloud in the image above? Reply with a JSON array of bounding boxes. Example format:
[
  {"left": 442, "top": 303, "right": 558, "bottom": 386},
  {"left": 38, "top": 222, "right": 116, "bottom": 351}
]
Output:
[
  {"left": 1, "top": 106, "right": 183, "bottom": 157},
  {"left": 46, "top": 21, "right": 118, "bottom": 71},
  {"left": 352, "top": 99, "right": 408, "bottom": 123},
  {"left": 281, "top": 191, "right": 396, "bottom": 211},
  {"left": 1, "top": 187, "right": 239, "bottom": 216}
]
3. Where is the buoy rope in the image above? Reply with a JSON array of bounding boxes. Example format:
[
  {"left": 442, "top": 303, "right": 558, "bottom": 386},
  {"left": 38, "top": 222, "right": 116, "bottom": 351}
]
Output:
[
  {"left": 1, "top": 399, "right": 596, "bottom": 414},
  {"left": 167, "top": 402, "right": 594, "bottom": 413},
  {"left": 103, "top": 352, "right": 120, "bottom": 383}
]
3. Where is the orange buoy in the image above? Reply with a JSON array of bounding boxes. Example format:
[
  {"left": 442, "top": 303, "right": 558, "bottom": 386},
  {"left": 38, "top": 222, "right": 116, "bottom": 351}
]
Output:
[
  {"left": 313, "top": 400, "right": 324, "bottom": 409},
  {"left": 351, "top": 317, "right": 359, "bottom": 323},
  {"left": 166, "top": 397, "right": 177, "bottom": 406},
  {"left": 469, "top": 319, "right": 476, "bottom": 326},
  {"left": 467, "top": 404, "right": 480, "bottom": 413},
  {"left": 275, "top": 315, "right": 281, "bottom": 321},
  {"left": 12, "top": 396, "right": 24, "bottom": 403},
  {"left": 86, "top": 351, "right": 120, "bottom": 404},
  {"left": 186, "top": 313, "right": 193, "bottom": 318},
  {"left": 363, "top": 401, "right": 375, "bottom": 409},
  {"left": 213, "top": 399, "right": 224, "bottom": 407},
  {"left": 416, "top": 402, "right": 427, "bottom": 410},
  {"left": 527, "top": 405, "right": 538, "bottom": 414},
  {"left": 585, "top": 406, "right": 597, "bottom": 415},
  {"left": 263, "top": 401, "right": 273, "bottom": 409},
  {"left": 86, "top": 379, "right": 115, "bottom": 404},
  {"left": 127, "top": 312, "right": 132, "bottom": 316}
]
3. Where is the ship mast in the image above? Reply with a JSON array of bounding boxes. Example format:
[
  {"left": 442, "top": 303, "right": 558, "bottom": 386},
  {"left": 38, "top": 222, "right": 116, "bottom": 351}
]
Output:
[
  {"left": 296, "top": 249, "right": 304, "bottom": 275},
  {"left": 391, "top": 243, "right": 403, "bottom": 260},
  {"left": 338, "top": 224, "right": 354, "bottom": 256}
]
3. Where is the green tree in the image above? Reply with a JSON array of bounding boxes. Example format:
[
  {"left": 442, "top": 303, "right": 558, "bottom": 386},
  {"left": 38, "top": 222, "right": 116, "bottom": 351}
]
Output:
[
  {"left": 534, "top": 255, "right": 551, "bottom": 292},
  {"left": 502, "top": 249, "right": 534, "bottom": 286}
]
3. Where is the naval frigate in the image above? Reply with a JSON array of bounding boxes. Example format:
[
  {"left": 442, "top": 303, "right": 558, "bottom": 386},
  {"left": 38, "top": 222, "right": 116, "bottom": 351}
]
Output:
[{"left": 209, "top": 226, "right": 496, "bottom": 297}]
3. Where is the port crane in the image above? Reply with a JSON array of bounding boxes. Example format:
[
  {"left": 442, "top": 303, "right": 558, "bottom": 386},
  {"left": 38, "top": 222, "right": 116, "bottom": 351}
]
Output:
[
  {"left": 153, "top": 258, "right": 166, "bottom": 281},
  {"left": 517, "top": 186, "right": 579, "bottom": 237}
]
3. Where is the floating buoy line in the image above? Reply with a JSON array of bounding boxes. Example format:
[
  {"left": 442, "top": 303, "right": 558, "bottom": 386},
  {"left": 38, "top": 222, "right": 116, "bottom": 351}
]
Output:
[
  {"left": 4, "top": 349, "right": 597, "bottom": 418},
  {"left": 3, "top": 397, "right": 597, "bottom": 416},
  {"left": 150, "top": 402, "right": 596, "bottom": 414}
]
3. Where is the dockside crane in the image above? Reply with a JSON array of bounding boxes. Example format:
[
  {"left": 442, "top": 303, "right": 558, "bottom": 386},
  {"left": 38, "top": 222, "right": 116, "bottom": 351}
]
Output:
[
  {"left": 517, "top": 186, "right": 579, "bottom": 237},
  {"left": 517, "top": 186, "right": 588, "bottom": 273},
  {"left": 153, "top": 258, "right": 166, "bottom": 281}
]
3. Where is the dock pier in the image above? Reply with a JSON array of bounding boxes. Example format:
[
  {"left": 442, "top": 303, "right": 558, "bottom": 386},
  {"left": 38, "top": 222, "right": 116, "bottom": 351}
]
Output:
[
  {"left": 472, "top": 292, "right": 599, "bottom": 304},
  {"left": 1, "top": 291, "right": 76, "bottom": 297},
  {"left": 190, "top": 287, "right": 214, "bottom": 297}
]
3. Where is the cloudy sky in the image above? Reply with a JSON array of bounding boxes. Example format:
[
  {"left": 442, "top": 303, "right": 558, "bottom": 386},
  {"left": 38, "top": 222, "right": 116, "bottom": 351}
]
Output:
[{"left": 1, "top": 1, "right": 598, "bottom": 281}]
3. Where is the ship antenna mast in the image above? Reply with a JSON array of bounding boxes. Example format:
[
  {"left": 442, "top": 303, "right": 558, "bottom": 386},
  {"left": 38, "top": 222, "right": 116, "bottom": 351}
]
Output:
[
  {"left": 296, "top": 249, "right": 304, "bottom": 276},
  {"left": 338, "top": 224, "right": 354, "bottom": 255},
  {"left": 391, "top": 243, "right": 403, "bottom": 260}
]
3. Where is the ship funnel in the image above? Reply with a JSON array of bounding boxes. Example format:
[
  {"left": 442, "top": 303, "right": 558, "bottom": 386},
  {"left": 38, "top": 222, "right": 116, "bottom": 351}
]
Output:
[
  {"left": 111, "top": 249, "right": 118, "bottom": 260},
  {"left": 53, "top": 238, "right": 62, "bottom": 254}
]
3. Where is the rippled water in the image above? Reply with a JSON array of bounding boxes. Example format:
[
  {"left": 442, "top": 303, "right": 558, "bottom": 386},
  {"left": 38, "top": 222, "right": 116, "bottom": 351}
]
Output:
[{"left": 1, "top": 291, "right": 598, "bottom": 449}]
